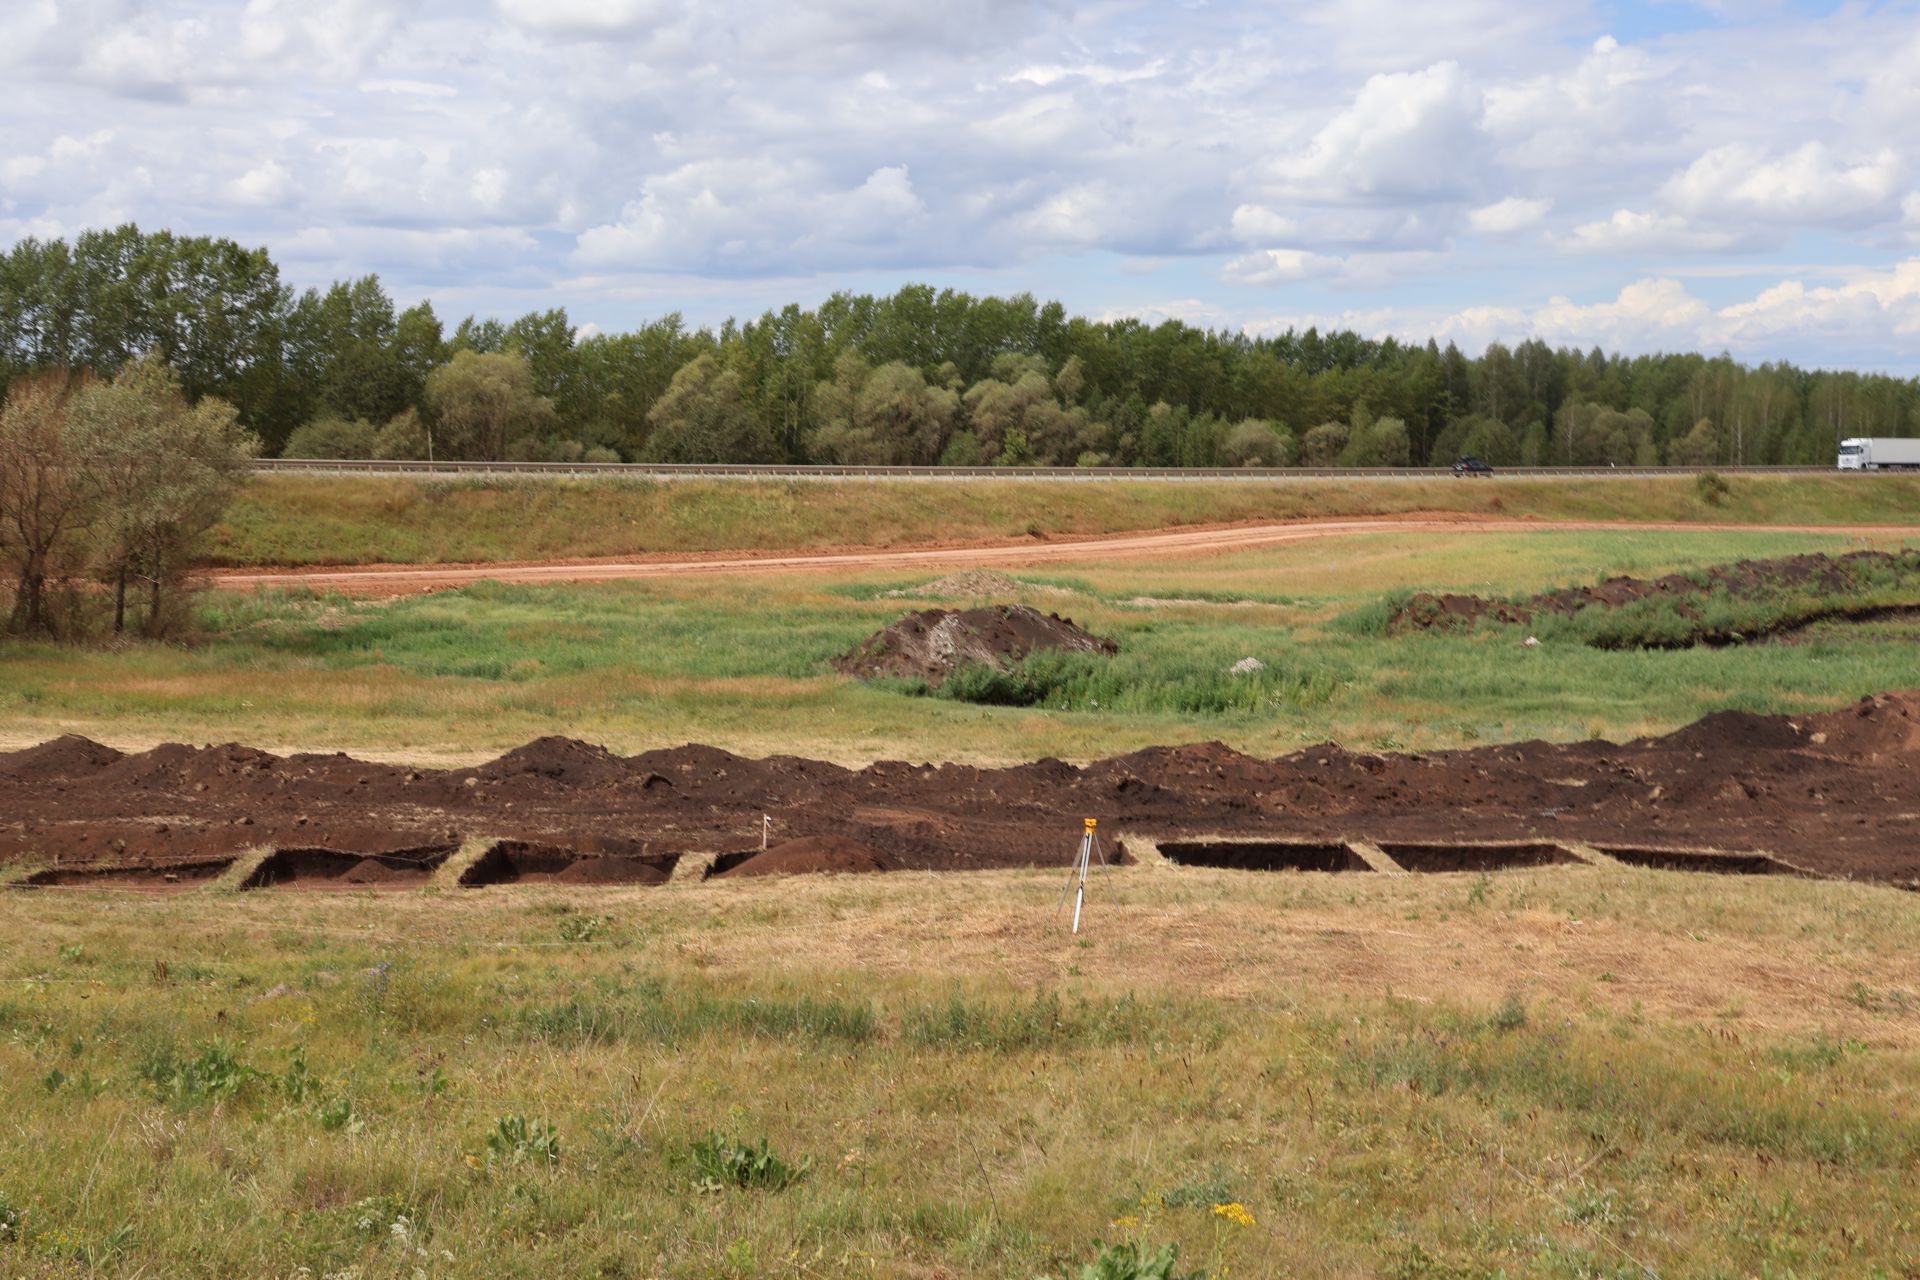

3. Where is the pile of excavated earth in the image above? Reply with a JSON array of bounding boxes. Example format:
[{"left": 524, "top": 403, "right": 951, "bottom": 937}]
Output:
[
  {"left": 834, "top": 603, "right": 1117, "bottom": 685},
  {"left": 1391, "top": 549, "right": 1920, "bottom": 639},
  {"left": 4, "top": 691, "right": 1919, "bottom": 888}
]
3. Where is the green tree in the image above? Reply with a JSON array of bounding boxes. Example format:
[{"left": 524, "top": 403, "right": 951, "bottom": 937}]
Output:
[
  {"left": 68, "top": 357, "right": 257, "bottom": 633},
  {"left": 0, "top": 374, "right": 96, "bottom": 634},
  {"left": 808, "top": 354, "right": 959, "bottom": 464},
  {"left": 642, "top": 354, "right": 777, "bottom": 464},
  {"left": 1217, "top": 418, "right": 1294, "bottom": 466},
  {"left": 423, "top": 350, "right": 559, "bottom": 461}
]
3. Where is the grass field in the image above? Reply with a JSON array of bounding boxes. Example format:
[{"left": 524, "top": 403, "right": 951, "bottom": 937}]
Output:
[
  {"left": 1, "top": 862, "right": 1915, "bottom": 1279},
  {"left": 4, "top": 526, "right": 1915, "bottom": 763},
  {"left": 6, "top": 504, "right": 1920, "bottom": 1278},
  {"left": 208, "top": 473, "right": 1920, "bottom": 567}
]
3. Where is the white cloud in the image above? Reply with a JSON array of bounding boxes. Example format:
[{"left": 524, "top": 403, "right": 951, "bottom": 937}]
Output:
[
  {"left": 1, "top": 155, "right": 48, "bottom": 185},
  {"left": 1663, "top": 142, "right": 1903, "bottom": 226},
  {"left": 2, "top": 0, "right": 1920, "bottom": 369},
  {"left": 358, "top": 78, "right": 456, "bottom": 98},
  {"left": 1230, "top": 204, "right": 1297, "bottom": 243},
  {"left": 575, "top": 161, "right": 929, "bottom": 273},
  {"left": 229, "top": 160, "right": 293, "bottom": 207},
  {"left": 1468, "top": 196, "right": 1550, "bottom": 236},
  {"left": 1561, "top": 208, "right": 1743, "bottom": 254},
  {"left": 1265, "top": 61, "right": 1486, "bottom": 203},
  {"left": 495, "top": 0, "right": 662, "bottom": 37},
  {"left": 1222, "top": 246, "right": 1448, "bottom": 289}
]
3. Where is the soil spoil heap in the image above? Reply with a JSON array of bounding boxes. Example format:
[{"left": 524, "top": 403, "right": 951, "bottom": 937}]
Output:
[
  {"left": 1391, "top": 549, "right": 1920, "bottom": 641},
  {"left": 5, "top": 691, "right": 1920, "bottom": 884},
  {"left": 835, "top": 603, "right": 1117, "bottom": 685}
]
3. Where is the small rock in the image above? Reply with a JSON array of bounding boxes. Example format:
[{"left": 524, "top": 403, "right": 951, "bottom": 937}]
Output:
[
  {"left": 1228, "top": 656, "right": 1266, "bottom": 675},
  {"left": 1523, "top": 636, "right": 1541, "bottom": 648}
]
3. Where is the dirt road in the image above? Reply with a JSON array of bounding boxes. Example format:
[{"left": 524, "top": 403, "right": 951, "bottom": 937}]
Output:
[{"left": 210, "top": 516, "right": 1919, "bottom": 595}]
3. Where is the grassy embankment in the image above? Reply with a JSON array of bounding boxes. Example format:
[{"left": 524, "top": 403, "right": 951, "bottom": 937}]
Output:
[
  {"left": 3, "top": 527, "right": 1918, "bottom": 762},
  {"left": 208, "top": 472, "right": 1920, "bottom": 567},
  {"left": 0, "top": 865, "right": 1915, "bottom": 1278}
]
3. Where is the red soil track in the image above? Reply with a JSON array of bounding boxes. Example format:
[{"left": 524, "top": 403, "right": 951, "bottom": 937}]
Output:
[
  {"left": 207, "top": 517, "right": 1920, "bottom": 596},
  {"left": 6, "top": 693, "right": 1919, "bottom": 885}
]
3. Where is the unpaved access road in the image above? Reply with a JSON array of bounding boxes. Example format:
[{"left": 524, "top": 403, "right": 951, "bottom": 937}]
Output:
[{"left": 210, "top": 516, "right": 1920, "bottom": 596}]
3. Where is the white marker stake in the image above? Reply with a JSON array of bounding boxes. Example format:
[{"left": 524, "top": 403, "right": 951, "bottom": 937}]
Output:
[{"left": 1072, "top": 884, "right": 1085, "bottom": 934}]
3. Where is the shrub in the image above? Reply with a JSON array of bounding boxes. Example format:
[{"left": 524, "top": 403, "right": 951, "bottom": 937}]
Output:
[
  {"left": 140, "top": 1040, "right": 259, "bottom": 1107},
  {"left": 1039, "top": 1239, "right": 1201, "bottom": 1280},
  {"left": 690, "top": 1132, "right": 809, "bottom": 1192},
  {"left": 1695, "top": 471, "right": 1732, "bottom": 506},
  {"left": 484, "top": 1114, "right": 561, "bottom": 1167}
]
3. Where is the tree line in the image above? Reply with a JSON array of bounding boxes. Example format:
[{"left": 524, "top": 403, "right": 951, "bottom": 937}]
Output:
[{"left": 4, "top": 224, "right": 1918, "bottom": 472}]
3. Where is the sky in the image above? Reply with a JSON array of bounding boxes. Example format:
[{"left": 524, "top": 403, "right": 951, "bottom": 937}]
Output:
[{"left": 4, "top": 0, "right": 1920, "bottom": 371}]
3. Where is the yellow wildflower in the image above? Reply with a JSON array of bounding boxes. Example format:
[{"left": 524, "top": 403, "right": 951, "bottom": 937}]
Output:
[{"left": 1212, "top": 1202, "right": 1256, "bottom": 1229}]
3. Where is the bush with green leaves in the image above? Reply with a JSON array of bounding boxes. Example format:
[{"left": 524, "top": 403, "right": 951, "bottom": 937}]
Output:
[
  {"left": 1038, "top": 1240, "right": 1201, "bottom": 1280},
  {"left": 0, "top": 1188, "right": 20, "bottom": 1243},
  {"left": 689, "top": 1132, "right": 809, "bottom": 1192},
  {"left": 139, "top": 1041, "right": 258, "bottom": 1107},
  {"left": 484, "top": 1114, "right": 561, "bottom": 1167}
]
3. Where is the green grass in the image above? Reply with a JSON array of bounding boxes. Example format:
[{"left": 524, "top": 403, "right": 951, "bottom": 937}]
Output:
[
  {"left": 0, "top": 866, "right": 1915, "bottom": 1278},
  {"left": 206, "top": 473, "right": 1920, "bottom": 567},
  {"left": 3, "top": 528, "right": 1916, "bottom": 760}
]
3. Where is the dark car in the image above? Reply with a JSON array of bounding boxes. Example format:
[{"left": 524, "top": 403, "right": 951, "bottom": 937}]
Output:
[{"left": 1452, "top": 456, "right": 1495, "bottom": 476}]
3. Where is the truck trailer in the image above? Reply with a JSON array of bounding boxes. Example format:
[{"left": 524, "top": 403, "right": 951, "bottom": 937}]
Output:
[{"left": 1837, "top": 437, "right": 1920, "bottom": 471}]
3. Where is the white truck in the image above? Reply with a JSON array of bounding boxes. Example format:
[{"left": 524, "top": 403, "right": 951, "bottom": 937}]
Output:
[{"left": 1836, "top": 437, "right": 1920, "bottom": 471}]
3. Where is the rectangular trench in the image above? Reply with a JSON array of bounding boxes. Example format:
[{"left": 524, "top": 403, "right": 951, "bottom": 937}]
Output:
[
  {"left": 1596, "top": 845, "right": 1799, "bottom": 875},
  {"left": 1158, "top": 839, "right": 1373, "bottom": 873},
  {"left": 457, "top": 841, "right": 679, "bottom": 887},
  {"left": 1375, "top": 841, "right": 1585, "bottom": 873}
]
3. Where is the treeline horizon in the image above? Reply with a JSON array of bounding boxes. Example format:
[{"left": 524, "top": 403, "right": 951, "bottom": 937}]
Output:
[{"left": 4, "top": 224, "right": 1918, "bottom": 470}]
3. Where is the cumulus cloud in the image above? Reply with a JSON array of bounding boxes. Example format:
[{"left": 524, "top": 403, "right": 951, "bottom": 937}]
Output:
[
  {"left": 495, "top": 0, "right": 663, "bottom": 37},
  {"left": 1561, "top": 209, "right": 1745, "bottom": 255},
  {"left": 1264, "top": 61, "right": 1486, "bottom": 203},
  {"left": 1468, "top": 196, "right": 1550, "bottom": 236},
  {"left": 1662, "top": 142, "right": 1904, "bottom": 226},
  {"left": 2, "top": 0, "right": 1919, "bottom": 366},
  {"left": 228, "top": 160, "right": 292, "bottom": 207},
  {"left": 575, "top": 161, "right": 929, "bottom": 273}
]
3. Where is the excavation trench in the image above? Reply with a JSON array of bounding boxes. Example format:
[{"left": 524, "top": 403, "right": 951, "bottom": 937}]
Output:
[
  {"left": 21, "top": 856, "right": 236, "bottom": 890},
  {"left": 457, "top": 841, "right": 678, "bottom": 887},
  {"left": 1597, "top": 845, "right": 1799, "bottom": 875},
  {"left": 1158, "top": 839, "right": 1372, "bottom": 873},
  {"left": 1375, "top": 841, "right": 1585, "bottom": 873},
  {"left": 239, "top": 844, "right": 457, "bottom": 890}
]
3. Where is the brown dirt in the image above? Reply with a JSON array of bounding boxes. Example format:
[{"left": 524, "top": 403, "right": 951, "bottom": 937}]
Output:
[
  {"left": 18, "top": 856, "right": 235, "bottom": 891},
  {"left": 205, "top": 517, "right": 1920, "bottom": 598},
  {"left": 457, "top": 841, "right": 678, "bottom": 886},
  {"left": 712, "top": 836, "right": 898, "bottom": 879},
  {"left": 1392, "top": 549, "right": 1920, "bottom": 641},
  {"left": 834, "top": 604, "right": 1118, "bottom": 684},
  {"left": 4, "top": 691, "right": 1920, "bottom": 885},
  {"left": 239, "top": 846, "right": 455, "bottom": 890}
]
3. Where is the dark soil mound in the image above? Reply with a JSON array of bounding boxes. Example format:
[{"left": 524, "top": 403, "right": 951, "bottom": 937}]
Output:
[
  {"left": 459, "top": 841, "right": 676, "bottom": 886},
  {"left": 1648, "top": 709, "right": 1809, "bottom": 754},
  {"left": 241, "top": 845, "right": 454, "bottom": 889},
  {"left": 1390, "top": 549, "right": 1920, "bottom": 643},
  {"left": 0, "top": 735, "right": 124, "bottom": 781},
  {"left": 472, "top": 737, "right": 630, "bottom": 786},
  {"left": 1801, "top": 691, "right": 1920, "bottom": 759},
  {"left": 835, "top": 604, "right": 1117, "bottom": 685},
  {"left": 8, "top": 690, "right": 1920, "bottom": 884},
  {"left": 551, "top": 855, "right": 674, "bottom": 885},
  {"left": 716, "top": 835, "right": 898, "bottom": 878}
]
